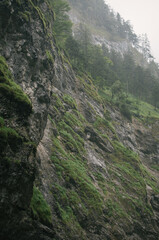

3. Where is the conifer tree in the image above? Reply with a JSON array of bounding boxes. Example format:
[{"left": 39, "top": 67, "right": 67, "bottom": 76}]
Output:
[{"left": 49, "top": 0, "right": 72, "bottom": 47}]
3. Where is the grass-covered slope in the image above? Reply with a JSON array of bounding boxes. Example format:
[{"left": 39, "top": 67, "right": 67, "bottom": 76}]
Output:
[
  {"left": 100, "top": 86, "right": 159, "bottom": 121},
  {"left": 37, "top": 72, "right": 159, "bottom": 239}
]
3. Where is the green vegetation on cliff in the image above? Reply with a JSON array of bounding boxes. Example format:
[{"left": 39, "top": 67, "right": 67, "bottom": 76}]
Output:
[
  {"left": 0, "top": 56, "right": 32, "bottom": 112},
  {"left": 49, "top": 91, "right": 159, "bottom": 238},
  {"left": 50, "top": 94, "right": 105, "bottom": 234},
  {"left": 0, "top": 124, "right": 22, "bottom": 150},
  {"left": 30, "top": 186, "right": 52, "bottom": 225}
]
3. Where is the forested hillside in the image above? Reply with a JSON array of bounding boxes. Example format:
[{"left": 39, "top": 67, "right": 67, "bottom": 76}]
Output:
[
  {"left": 66, "top": 0, "right": 159, "bottom": 107},
  {"left": 68, "top": 0, "right": 138, "bottom": 42}
]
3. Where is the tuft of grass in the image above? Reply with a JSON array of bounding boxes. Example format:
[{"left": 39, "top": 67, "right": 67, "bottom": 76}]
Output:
[
  {"left": 60, "top": 130, "right": 84, "bottom": 153},
  {"left": 46, "top": 50, "right": 54, "bottom": 64},
  {"left": 30, "top": 186, "right": 52, "bottom": 224},
  {"left": 78, "top": 75, "right": 102, "bottom": 103},
  {"left": 58, "top": 120, "right": 84, "bottom": 152},
  {"left": 52, "top": 93, "right": 65, "bottom": 109},
  {"left": 0, "top": 83, "right": 31, "bottom": 109},
  {"left": 112, "top": 140, "right": 139, "bottom": 164},
  {"left": 0, "top": 127, "right": 20, "bottom": 139},
  {"left": 72, "top": 109, "right": 86, "bottom": 122},
  {"left": 94, "top": 116, "right": 116, "bottom": 135},
  {"left": 151, "top": 164, "right": 159, "bottom": 171},
  {"left": 62, "top": 94, "right": 77, "bottom": 109},
  {"left": 64, "top": 111, "right": 83, "bottom": 129},
  {"left": 52, "top": 184, "right": 86, "bottom": 225}
]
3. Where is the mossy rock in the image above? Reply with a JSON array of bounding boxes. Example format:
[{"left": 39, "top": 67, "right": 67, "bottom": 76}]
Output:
[
  {"left": 0, "top": 127, "right": 22, "bottom": 152},
  {"left": 0, "top": 56, "right": 32, "bottom": 113}
]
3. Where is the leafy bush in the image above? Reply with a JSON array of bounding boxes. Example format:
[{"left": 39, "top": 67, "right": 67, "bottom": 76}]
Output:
[{"left": 120, "top": 103, "right": 132, "bottom": 121}]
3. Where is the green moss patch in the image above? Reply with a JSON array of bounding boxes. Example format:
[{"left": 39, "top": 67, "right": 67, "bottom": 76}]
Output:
[
  {"left": 0, "top": 126, "right": 22, "bottom": 151},
  {"left": 0, "top": 56, "right": 32, "bottom": 112}
]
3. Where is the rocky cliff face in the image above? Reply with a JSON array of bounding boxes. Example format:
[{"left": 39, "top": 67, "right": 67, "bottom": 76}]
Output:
[
  {"left": 0, "top": 0, "right": 55, "bottom": 238},
  {"left": 0, "top": 1, "right": 159, "bottom": 240}
]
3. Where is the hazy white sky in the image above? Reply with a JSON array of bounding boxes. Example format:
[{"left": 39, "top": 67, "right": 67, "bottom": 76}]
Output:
[{"left": 105, "top": 0, "right": 159, "bottom": 62}]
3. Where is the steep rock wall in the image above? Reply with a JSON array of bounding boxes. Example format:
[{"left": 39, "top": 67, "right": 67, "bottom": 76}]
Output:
[{"left": 0, "top": 0, "right": 56, "bottom": 239}]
